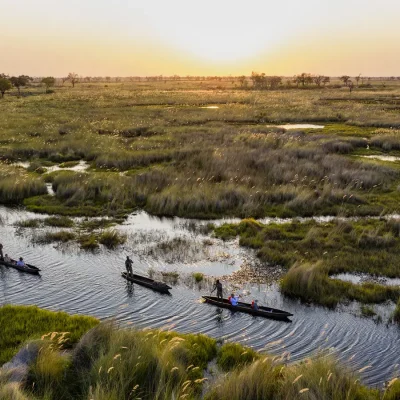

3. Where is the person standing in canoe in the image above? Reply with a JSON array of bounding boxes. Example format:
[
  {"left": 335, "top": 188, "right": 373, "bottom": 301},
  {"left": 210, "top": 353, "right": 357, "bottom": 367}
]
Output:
[
  {"left": 211, "top": 279, "right": 223, "bottom": 300},
  {"left": 125, "top": 256, "right": 133, "bottom": 277},
  {"left": 0, "top": 243, "right": 3, "bottom": 260}
]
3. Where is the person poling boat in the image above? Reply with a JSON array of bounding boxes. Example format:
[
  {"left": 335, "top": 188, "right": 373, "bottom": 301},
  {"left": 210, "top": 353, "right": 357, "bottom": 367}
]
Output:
[
  {"left": 211, "top": 279, "right": 223, "bottom": 300},
  {"left": 0, "top": 243, "right": 3, "bottom": 261},
  {"left": 125, "top": 256, "right": 133, "bottom": 277}
]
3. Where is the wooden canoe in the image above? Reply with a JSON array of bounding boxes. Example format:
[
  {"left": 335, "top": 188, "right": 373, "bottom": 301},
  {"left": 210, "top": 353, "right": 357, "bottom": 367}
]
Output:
[
  {"left": 121, "top": 272, "right": 172, "bottom": 294},
  {"left": 0, "top": 258, "right": 41, "bottom": 275},
  {"left": 202, "top": 296, "right": 292, "bottom": 321}
]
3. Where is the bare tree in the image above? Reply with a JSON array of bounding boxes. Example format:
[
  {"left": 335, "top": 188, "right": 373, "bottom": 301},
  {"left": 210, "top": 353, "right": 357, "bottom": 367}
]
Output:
[
  {"left": 355, "top": 74, "right": 361, "bottom": 87},
  {"left": 67, "top": 72, "right": 79, "bottom": 87},
  {"left": 294, "top": 73, "right": 313, "bottom": 87},
  {"left": 322, "top": 76, "right": 330, "bottom": 86},
  {"left": 340, "top": 75, "right": 351, "bottom": 87},
  {"left": 314, "top": 75, "right": 326, "bottom": 87},
  {"left": 238, "top": 75, "right": 248, "bottom": 88}
]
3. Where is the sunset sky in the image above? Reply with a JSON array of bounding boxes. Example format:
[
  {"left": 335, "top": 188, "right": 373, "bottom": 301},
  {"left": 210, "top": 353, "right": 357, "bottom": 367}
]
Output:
[{"left": 1, "top": 0, "right": 400, "bottom": 77}]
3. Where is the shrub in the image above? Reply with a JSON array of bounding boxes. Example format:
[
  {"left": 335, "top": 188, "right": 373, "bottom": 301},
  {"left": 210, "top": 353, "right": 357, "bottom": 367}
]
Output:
[{"left": 98, "top": 229, "right": 127, "bottom": 249}]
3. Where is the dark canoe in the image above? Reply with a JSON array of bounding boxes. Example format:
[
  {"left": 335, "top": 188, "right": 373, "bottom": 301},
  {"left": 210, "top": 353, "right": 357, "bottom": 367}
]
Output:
[
  {"left": 0, "top": 258, "right": 41, "bottom": 275},
  {"left": 202, "top": 296, "right": 293, "bottom": 321},
  {"left": 121, "top": 272, "right": 172, "bottom": 294}
]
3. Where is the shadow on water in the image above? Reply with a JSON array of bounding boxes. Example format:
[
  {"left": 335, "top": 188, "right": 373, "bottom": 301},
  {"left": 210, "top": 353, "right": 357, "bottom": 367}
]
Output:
[{"left": 0, "top": 206, "right": 400, "bottom": 386}]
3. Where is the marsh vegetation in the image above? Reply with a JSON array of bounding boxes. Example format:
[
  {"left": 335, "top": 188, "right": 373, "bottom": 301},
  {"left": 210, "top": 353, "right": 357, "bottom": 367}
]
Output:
[
  {"left": 1, "top": 81, "right": 400, "bottom": 219},
  {"left": 1, "top": 307, "right": 400, "bottom": 400}
]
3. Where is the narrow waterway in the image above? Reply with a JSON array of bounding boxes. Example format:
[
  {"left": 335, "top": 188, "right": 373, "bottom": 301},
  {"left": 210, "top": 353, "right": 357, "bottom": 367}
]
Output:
[{"left": 0, "top": 206, "right": 399, "bottom": 387}]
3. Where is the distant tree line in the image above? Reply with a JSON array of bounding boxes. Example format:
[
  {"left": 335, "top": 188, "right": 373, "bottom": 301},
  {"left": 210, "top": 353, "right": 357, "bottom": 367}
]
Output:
[{"left": 1, "top": 71, "right": 400, "bottom": 98}]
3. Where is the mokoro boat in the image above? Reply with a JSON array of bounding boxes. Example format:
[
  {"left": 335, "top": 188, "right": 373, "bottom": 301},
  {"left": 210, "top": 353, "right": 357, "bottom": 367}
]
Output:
[
  {"left": 121, "top": 272, "right": 172, "bottom": 294},
  {"left": 202, "top": 296, "right": 293, "bottom": 321},
  {"left": 0, "top": 258, "right": 41, "bottom": 275}
]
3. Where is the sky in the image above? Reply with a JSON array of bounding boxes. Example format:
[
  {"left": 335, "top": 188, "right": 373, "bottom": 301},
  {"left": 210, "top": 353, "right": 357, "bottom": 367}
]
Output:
[{"left": 1, "top": 0, "right": 400, "bottom": 77}]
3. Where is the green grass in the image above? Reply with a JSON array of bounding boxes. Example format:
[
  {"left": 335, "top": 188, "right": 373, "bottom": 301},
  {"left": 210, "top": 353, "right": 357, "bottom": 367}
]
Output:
[
  {"left": 216, "top": 342, "right": 260, "bottom": 372},
  {"left": 78, "top": 234, "right": 99, "bottom": 250},
  {"left": 3, "top": 314, "right": 399, "bottom": 400},
  {"left": 34, "top": 231, "right": 76, "bottom": 244},
  {"left": 192, "top": 272, "right": 204, "bottom": 283},
  {"left": 98, "top": 229, "right": 127, "bottom": 249},
  {"left": 215, "top": 218, "right": 400, "bottom": 307},
  {"left": 2, "top": 82, "right": 400, "bottom": 218},
  {"left": 24, "top": 322, "right": 217, "bottom": 400},
  {"left": 0, "top": 305, "right": 98, "bottom": 365},
  {"left": 361, "top": 305, "right": 377, "bottom": 318},
  {"left": 43, "top": 216, "right": 75, "bottom": 227},
  {"left": 394, "top": 299, "right": 400, "bottom": 323},
  {"left": 15, "top": 218, "right": 42, "bottom": 228}
]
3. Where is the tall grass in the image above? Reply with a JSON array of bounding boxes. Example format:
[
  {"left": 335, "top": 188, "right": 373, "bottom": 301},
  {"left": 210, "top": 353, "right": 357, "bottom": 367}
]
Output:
[
  {"left": 204, "top": 355, "right": 386, "bottom": 400},
  {"left": 0, "top": 166, "right": 47, "bottom": 204},
  {"left": 0, "top": 305, "right": 98, "bottom": 365},
  {"left": 8, "top": 320, "right": 399, "bottom": 400},
  {"left": 215, "top": 218, "right": 400, "bottom": 307},
  {"left": 25, "top": 323, "right": 216, "bottom": 400}
]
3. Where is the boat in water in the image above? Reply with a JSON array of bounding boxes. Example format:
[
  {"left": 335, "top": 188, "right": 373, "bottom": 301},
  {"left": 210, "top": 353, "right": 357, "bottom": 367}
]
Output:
[
  {"left": 121, "top": 272, "right": 172, "bottom": 294},
  {"left": 0, "top": 258, "right": 41, "bottom": 275},
  {"left": 202, "top": 296, "right": 292, "bottom": 321}
]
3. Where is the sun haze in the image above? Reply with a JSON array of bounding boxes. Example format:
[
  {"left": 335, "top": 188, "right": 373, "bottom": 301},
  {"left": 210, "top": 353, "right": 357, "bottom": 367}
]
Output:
[{"left": 1, "top": 0, "right": 400, "bottom": 76}]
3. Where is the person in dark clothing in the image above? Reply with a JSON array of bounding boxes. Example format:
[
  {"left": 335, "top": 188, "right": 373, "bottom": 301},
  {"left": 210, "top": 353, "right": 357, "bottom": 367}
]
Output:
[
  {"left": 0, "top": 243, "right": 3, "bottom": 261},
  {"left": 125, "top": 256, "right": 133, "bottom": 277},
  {"left": 212, "top": 279, "right": 223, "bottom": 300}
]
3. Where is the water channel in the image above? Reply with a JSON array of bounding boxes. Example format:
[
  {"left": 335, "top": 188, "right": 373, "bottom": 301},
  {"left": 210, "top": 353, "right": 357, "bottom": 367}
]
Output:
[{"left": 0, "top": 206, "right": 399, "bottom": 387}]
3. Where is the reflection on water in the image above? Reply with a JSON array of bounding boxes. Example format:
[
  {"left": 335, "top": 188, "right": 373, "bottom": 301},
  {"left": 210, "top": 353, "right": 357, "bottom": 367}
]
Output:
[
  {"left": 333, "top": 273, "right": 400, "bottom": 287},
  {"left": 278, "top": 124, "right": 324, "bottom": 129},
  {"left": 0, "top": 206, "right": 400, "bottom": 386},
  {"left": 360, "top": 155, "right": 400, "bottom": 162}
]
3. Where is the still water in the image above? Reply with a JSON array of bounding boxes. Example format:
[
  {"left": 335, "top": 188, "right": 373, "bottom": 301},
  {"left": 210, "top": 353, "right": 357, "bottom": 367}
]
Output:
[{"left": 0, "top": 207, "right": 399, "bottom": 387}]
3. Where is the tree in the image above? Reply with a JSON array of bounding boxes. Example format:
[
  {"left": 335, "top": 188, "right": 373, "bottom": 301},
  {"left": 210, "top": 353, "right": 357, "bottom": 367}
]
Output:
[
  {"left": 10, "top": 75, "right": 31, "bottom": 95},
  {"left": 322, "top": 76, "right": 330, "bottom": 86},
  {"left": 41, "top": 77, "right": 55, "bottom": 93},
  {"left": 67, "top": 72, "right": 79, "bottom": 87},
  {"left": 238, "top": 75, "right": 248, "bottom": 88},
  {"left": 340, "top": 75, "right": 351, "bottom": 86},
  {"left": 355, "top": 74, "right": 361, "bottom": 87},
  {"left": 313, "top": 75, "right": 325, "bottom": 87},
  {"left": 348, "top": 80, "right": 354, "bottom": 93},
  {"left": 0, "top": 78, "right": 12, "bottom": 98},
  {"left": 294, "top": 73, "right": 313, "bottom": 87},
  {"left": 250, "top": 72, "right": 267, "bottom": 89},
  {"left": 265, "top": 76, "right": 282, "bottom": 89}
]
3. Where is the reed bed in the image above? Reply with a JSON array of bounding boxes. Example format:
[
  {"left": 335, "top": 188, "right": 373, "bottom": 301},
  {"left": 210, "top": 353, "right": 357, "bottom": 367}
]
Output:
[
  {"left": 2, "top": 317, "right": 399, "bottom": 399},
  {"left": 0, "top": 305, "right": 98, "bottom": 365},
  {"left": 215, "top": 218, "right": 400, "bottom": 307},
  {"left": 2, "top": 83, "right": 400, "bottom": 218}
]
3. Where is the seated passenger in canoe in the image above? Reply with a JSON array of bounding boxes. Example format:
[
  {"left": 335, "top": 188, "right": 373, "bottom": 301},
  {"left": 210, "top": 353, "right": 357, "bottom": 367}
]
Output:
[
  {"left": 228, "top": 293, "right": 240, "bottom": 306},
  {"left": 3, "top": 254, "right": 11, "bottom": 263},
  {"left": 16, "top": 257, "right": 26, "bottom": 267},
  {"left": 251, "top": 300, "right": 259, "bottom": 310}
]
